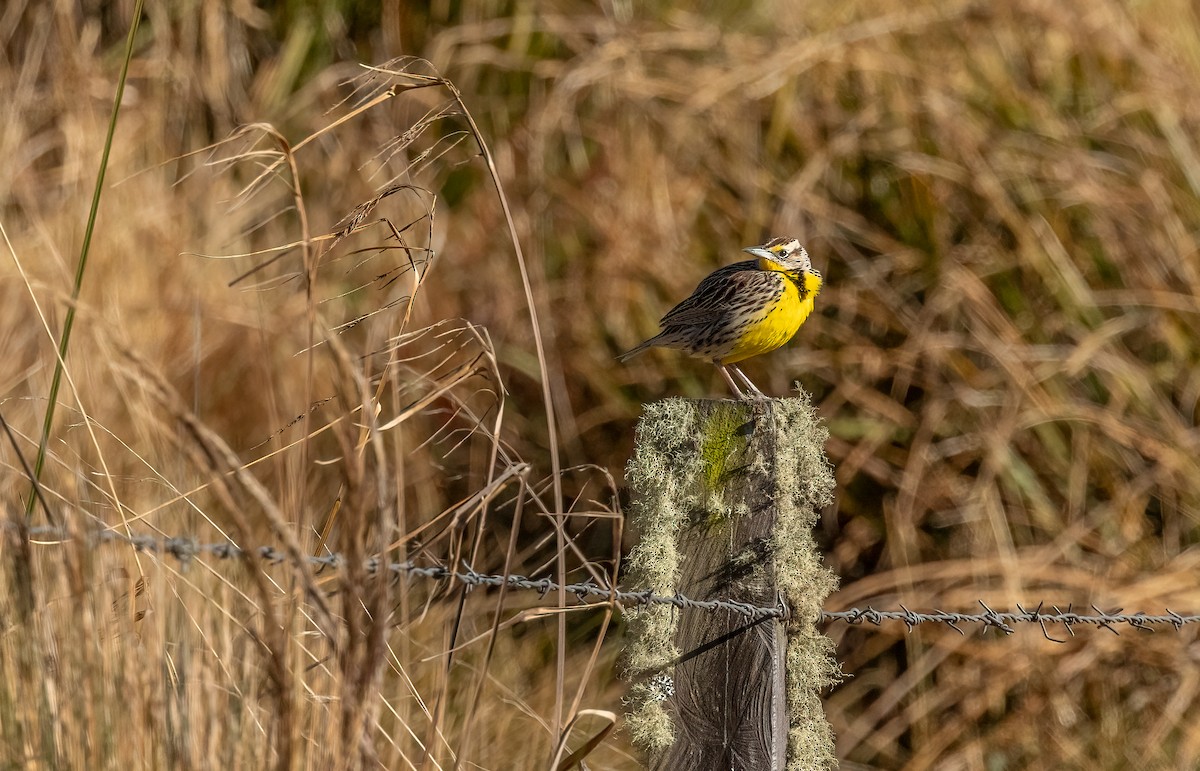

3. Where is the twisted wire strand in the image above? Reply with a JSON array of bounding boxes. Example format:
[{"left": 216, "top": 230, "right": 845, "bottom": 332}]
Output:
[{"left": 7, "top": 524, "right": 1196, "bottom": 641}]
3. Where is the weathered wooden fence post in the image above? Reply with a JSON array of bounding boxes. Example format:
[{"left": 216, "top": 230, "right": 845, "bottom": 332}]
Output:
[{"left": 623, "top": 395, "right": 839, "bottom": 771}]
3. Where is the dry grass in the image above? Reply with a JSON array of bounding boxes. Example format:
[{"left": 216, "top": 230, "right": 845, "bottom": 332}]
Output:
[
  {"left": 5, "top": 0, "right": 1200, "bottom": 768},
  {"left": 1, "top": 9, "right": 628, "bottom": 769}
]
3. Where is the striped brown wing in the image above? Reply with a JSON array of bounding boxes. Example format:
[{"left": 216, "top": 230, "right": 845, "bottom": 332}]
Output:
[{"left": 658, "top": 261, "right": 766, "bottom": 327}]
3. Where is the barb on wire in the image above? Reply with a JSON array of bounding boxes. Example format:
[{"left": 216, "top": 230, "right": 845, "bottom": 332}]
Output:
[{"left": 8, "top": 524, "right": 1200, "bottom": 639}]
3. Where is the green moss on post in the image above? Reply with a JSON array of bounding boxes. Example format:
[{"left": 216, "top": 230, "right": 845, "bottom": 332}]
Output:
[{"left": 623, "top": 393, "right": 840, "bottom": 771}]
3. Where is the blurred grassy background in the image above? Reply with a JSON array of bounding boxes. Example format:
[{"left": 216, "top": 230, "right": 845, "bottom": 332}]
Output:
[{"left": 5, "top": 0, "right": 1200, "bottom": 768}]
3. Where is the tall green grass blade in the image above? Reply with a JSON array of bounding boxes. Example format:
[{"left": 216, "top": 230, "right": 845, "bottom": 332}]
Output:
[{"left": 25, "top": 0, "right": 147, "bottom": 519}]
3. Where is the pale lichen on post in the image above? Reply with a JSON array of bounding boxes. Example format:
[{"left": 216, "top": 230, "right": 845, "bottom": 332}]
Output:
[
  {"left": 770, "top": 392, "right": 840, "bottom": 770},
  {"left": 622, "top": 398, "right": 700, "bottom": 752},
  {"left": 622, "top": 391, "right": 840, "bottom": 771}
]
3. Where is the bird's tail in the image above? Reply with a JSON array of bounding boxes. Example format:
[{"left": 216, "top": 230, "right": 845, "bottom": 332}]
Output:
[{"left": 616, "top": 338, "right": 656, "bottom": 362}]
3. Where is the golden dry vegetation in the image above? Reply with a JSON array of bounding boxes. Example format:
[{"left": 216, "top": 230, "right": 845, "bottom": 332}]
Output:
[{"left": 4, "top": 0, "right": 1200, "bottom": 768}]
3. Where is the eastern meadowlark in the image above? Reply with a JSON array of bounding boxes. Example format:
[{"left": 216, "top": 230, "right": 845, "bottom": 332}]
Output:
[{"left": 618, "top": 237, "right": 822, "bottom": 399}]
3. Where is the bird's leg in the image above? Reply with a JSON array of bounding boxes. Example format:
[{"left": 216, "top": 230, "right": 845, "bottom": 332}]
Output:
[
  {"left": 717, "top": 365, "right": 748, "bottom": 399},
  {"left": 730, "top": 365, "right": 767, "bottom": 399}
]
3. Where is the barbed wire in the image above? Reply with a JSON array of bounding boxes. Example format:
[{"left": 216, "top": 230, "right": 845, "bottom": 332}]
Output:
[
  {"left": 823, "top": 603, "right": 1200, "bottom": 642},
  {"left": 5, "top": 524, "right": 1197, "bottom": 641},
  {"left": 6, "top": 524, "right": 784, "bottom": 621}
]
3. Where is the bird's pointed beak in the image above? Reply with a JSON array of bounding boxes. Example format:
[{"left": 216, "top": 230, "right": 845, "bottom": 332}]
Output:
[{"left": 743, "top": 247, "right": 774, "bottom": 260}]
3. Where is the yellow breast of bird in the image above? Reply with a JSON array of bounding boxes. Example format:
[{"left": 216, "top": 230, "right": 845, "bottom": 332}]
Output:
[{"left": 721, "top": 272, "right": 817, "bottom": 364}]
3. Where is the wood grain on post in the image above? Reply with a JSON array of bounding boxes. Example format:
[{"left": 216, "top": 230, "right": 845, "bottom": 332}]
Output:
[{"left": 623, "top": 396, "right": 839, "bottom": 771}]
